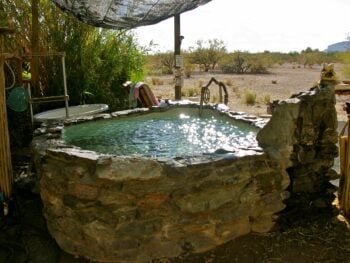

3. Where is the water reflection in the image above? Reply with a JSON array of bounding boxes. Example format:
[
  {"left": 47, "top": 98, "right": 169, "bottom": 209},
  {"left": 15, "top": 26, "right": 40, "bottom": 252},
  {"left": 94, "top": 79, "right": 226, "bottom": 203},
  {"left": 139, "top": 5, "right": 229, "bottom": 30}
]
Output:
[{"left": 63, "top": 110, "right": 259, "bottom": 158}]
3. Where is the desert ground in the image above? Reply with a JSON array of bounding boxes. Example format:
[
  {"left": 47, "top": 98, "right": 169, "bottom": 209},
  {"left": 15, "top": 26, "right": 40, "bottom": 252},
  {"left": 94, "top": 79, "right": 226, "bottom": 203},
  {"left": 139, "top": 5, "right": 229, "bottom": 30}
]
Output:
[{"left": 147, "top": 63, "right": 349, "bottom": 122}]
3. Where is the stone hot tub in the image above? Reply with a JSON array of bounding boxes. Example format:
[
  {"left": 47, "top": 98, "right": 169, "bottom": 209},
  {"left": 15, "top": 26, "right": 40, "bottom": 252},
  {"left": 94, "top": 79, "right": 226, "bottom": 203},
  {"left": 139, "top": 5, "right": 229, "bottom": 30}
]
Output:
[
  {"left": 32, "top": 103, "right": 290, "bottom": 262},
  {"left": 32, "top": 77, "right": 338, "bottom": 262}
]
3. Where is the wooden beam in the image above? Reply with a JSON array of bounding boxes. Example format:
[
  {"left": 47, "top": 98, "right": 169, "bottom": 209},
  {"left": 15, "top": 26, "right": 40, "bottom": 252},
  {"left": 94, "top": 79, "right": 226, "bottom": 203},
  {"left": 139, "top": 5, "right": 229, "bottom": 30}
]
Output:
[{"left": 174, "top": 14, "right": 182, "bottom": 100}]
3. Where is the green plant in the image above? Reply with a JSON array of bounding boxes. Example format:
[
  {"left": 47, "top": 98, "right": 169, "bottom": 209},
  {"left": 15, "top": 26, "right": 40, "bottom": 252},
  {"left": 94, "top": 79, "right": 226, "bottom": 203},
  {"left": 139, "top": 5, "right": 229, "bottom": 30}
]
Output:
[
  {"left": 244, "top": 90, "right": 257, "bottom": 105},
  {"left": 211, "top": 95, "right": 219, "bottom": 103},
  {"left": 271, "top": 80, "right": 277, "bottom": 84},
  {"left": 2, "top": 1, "right": 146, "bottom": 112},
  {"left": 182, "top": 87, "right": 200, "bottom": 97}
]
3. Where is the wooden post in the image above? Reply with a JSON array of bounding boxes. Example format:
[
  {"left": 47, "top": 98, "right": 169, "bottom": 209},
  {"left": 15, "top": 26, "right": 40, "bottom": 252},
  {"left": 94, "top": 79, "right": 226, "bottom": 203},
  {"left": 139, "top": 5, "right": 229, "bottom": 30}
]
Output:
[
  {"left": 174, "top": 14, "right": 182, "bottom": 100},
  {"left": 31, "top": 0, "right": 40, "bottom": 96},
  {"left": 0, "top": 54, "right": 13, "bottom": 198}
]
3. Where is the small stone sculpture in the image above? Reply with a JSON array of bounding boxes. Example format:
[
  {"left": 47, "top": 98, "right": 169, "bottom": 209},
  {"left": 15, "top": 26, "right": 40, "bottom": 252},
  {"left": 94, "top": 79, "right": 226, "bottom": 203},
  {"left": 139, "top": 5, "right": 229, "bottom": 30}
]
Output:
[{"left": 320, "top": 63, "right": 339, "bottom": 85}]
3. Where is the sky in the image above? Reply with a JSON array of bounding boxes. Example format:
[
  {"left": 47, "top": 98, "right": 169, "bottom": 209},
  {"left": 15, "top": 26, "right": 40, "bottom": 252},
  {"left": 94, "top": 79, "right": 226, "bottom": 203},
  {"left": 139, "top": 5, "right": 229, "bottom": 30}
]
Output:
[{"left": 133, "top": 0, "right": 350, "bottom": 53}]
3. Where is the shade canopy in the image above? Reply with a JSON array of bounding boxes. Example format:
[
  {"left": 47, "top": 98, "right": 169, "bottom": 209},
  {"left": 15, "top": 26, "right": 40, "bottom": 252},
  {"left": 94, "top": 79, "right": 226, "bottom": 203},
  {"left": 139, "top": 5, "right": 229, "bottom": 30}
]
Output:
[{"left": 52, "top": 0, "right": 212, "bottom": 29}]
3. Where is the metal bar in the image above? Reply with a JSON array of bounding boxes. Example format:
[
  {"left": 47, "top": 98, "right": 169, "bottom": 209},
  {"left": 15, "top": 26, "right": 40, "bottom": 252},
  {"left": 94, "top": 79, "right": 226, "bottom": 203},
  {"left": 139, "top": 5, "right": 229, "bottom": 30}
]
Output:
[
  {"left": 31, "top": 98, "right": 69, "bottom": 104},
  {"left": 30, "top": 95, "right": 68, "bottom": 102},
  {"left": 62, "top": 56, "right": 69, "bottom": 118}
]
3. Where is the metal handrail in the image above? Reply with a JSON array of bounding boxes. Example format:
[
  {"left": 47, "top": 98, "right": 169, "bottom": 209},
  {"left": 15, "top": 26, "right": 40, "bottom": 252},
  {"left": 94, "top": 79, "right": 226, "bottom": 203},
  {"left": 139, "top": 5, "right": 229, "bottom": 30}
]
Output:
[
  {"left": 199, "top": 77, "right": 228, "bottom": 116},
  {"left": 24, "top": 52, "right": 70, "bottom": 124}
]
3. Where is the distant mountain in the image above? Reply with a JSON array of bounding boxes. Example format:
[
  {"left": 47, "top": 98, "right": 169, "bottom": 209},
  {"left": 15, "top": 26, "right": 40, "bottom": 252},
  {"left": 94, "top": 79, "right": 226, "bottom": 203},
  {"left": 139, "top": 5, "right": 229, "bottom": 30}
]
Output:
[{"left": 325, "top": 41, "right": 350, "bottom": 52}]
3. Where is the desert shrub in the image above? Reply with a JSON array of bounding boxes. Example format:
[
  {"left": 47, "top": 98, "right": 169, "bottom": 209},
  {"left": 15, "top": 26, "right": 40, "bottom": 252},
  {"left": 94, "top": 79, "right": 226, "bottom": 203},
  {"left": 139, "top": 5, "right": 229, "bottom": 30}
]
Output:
[
  {"left": 220, "top": 51, "right": 269, "bottom": 74},
  {"left": 198, "top": 79, "right": 205, "bottom": 87},
  {"left": 211, "top": 95, "right": 219, "bottom": 103},
  {"left": 225, "top": 79, "right": 233, "bottom": 86},
  {"left": 144, "top": 52, "right": 174, "bottom": 75},
  {"left": 188, "top": 39, "right": 227, "bottom": 72},
  {"left": 151, "top": 77, "right": 164, "bottom": 85},
  {"left": 244, "top": 90, "right": 257, "bottom": 105},
  {"left": 249, "top": 62, "right": 269, "bottom": 74},
  {"left": 187, "top": 87, "right": 199, "bottom": 97},
  {"left": 263, "top": 94, "right": 271, "bottom": 105},
  {"left": 341, "top": 51, "right": 350, "bottom": 79},
  {"left": 221, "top": 52, "right": 250, "bottom": 74},
  {"left": 271, "top": 80, "right": 277, "bottom": 84},
  {"left": 184, "top": 62, "right": 194, "bottom": 78},
  {"left": 182, "top": 87, "right": 200, "bottom": 97}
]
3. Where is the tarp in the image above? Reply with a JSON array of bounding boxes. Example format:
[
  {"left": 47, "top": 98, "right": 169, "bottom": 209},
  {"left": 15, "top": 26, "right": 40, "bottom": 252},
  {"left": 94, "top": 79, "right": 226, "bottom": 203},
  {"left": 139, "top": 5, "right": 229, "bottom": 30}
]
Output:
[{"left": 52, "top": 0, "right": 212, "bottom": 29}]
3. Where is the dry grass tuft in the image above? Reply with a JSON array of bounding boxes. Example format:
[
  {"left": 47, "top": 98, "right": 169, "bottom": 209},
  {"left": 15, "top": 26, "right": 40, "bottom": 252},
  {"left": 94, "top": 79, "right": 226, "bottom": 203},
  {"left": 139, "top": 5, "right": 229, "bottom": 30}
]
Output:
[
  {"left": 244, "top": 90, "right": 257, "bottom": 105},
  {"left": 152, "top": 77, "right": 164, "bottom": 85}
]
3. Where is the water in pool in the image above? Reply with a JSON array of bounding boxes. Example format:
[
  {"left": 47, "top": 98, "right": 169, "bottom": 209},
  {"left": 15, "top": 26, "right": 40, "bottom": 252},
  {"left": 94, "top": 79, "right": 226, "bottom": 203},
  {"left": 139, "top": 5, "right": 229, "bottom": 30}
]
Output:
[{"left": 62, "top": 109, "right": 259, "bottom": 158}]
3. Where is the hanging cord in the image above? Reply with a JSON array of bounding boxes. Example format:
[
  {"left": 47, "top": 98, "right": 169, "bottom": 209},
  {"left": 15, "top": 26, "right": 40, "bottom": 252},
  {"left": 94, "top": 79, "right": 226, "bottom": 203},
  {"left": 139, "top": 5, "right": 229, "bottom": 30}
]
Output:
[{"left": 4, "top": 60, "right": 16, "bottom": 90}]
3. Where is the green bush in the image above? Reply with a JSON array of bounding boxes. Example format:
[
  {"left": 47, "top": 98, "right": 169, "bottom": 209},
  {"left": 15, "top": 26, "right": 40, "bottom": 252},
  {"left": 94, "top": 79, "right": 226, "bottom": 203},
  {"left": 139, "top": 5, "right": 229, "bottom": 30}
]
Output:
[
  {"left": 3, "top": 1, "right": 145, "bottom": 112},
  {"left": 220, "top": 51, "right": 269, "bottom": 74},
  {"left": 2, "top": 0, "right": 146, "bottom": 150}
]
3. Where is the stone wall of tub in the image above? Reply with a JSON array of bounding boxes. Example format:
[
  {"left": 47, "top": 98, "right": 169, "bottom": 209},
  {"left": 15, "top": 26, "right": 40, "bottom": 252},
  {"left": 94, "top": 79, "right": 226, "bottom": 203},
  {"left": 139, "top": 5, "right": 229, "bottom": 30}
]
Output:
[
  {"left": 258, "top": 78, "right": 339, "bottom": 211},
  {"left": 32, "top": 78, "right": 338, "bottom": 262}
]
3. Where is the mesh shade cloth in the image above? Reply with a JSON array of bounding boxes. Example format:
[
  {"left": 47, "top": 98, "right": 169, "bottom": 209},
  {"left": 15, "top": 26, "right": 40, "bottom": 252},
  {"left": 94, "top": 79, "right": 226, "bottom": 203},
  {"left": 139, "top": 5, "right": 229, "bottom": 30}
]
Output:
[{"left": 52, "top": 0, "right": 212, "bottom": 29}]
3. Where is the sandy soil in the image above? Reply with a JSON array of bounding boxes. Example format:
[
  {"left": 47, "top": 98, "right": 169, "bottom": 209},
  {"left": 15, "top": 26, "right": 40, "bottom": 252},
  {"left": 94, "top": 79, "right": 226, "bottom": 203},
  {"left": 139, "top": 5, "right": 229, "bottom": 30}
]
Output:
[{"left": 147, "top": 63, "right": 349, "bottom": 122}]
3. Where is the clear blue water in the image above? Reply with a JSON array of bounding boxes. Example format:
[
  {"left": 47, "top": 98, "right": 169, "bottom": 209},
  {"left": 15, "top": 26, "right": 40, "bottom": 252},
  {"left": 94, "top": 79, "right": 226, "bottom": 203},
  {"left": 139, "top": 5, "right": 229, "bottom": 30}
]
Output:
[{"left": 62, "top": 109, "right": 259, "bottom": 158}]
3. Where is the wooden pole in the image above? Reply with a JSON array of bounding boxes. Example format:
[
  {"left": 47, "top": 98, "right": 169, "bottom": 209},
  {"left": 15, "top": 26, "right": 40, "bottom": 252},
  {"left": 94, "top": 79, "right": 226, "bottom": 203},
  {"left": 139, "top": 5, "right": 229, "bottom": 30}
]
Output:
[
  {"left": 174, "top": 14, "right": 182, "bottom": 100},
  {"left": 0, "top": 54, "right": 13, "bottom": 198},
  {"left": 31, "top": 0, "right": 40, "bottom": 96}
]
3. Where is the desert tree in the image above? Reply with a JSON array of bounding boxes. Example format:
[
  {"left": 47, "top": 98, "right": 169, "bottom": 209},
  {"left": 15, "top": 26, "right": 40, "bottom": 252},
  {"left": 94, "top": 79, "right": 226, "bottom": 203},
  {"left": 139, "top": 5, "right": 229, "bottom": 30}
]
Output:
[
  {"left": 189, "top": 38, "right": 226, "bottom": 72},
  {"left": 158, "top": 52, "right": 174, "bottom": 74}
]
